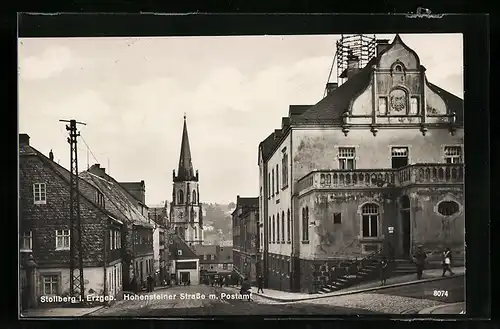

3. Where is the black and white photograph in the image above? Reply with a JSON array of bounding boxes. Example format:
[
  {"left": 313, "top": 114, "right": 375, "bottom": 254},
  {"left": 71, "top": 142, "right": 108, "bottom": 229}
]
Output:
[{"left": 18, "top": 29, "right": 466, "bottom": 317}]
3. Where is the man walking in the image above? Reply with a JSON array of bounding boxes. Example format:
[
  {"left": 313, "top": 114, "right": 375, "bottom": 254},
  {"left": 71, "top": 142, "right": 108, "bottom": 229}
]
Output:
[
  {"left": 442, "top": 247, "right": 455, "bottom": 276},
  {"left": 379, "top": 257, "right": 388, "bottom": 286},
  {"left": 147, "top": 273, "right": 155, "bottom": 292},
  {"left": 257, "top": 274, "right": 264, "bottom": 293},
  {"left": 413, "top": 245, "right": 427, "bottom": 280}
]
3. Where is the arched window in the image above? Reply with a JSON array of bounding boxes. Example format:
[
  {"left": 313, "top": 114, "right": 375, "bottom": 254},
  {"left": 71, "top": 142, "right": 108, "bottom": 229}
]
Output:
[
  {"left": 281, "top": 211, "right": 285, "bottom": 242},
  {"left": 437, "top": 201, "right": 460, "bottom": 216},
  {"left": 272, "top": 215, "right": 275, "bottom": 243},
  {"left": 394, "top": 64, "right": 403, "bottom": 72},
  {"left": 287, "top": 209, "right": 291, "bottom": 242},
  {"left": 302, "top": 207, "right": 309, "bottom": 241},
  {"left": 192, "top": 190, "right": 197, "bottom": 204},
  {"left": 276, "top": 213, "right": 280, "bottom": 243},
  {"left": 361, "top": 203, "right": 379, "bottom": 238},
  {"left": 194, "top": 227, "right": 198, "bottom": 239},
  {"left": 178, "top": 190, "right": 184, "bottom": 204}
]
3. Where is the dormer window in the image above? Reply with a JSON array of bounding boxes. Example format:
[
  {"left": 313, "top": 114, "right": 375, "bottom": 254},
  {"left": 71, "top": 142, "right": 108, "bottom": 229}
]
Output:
[{"left": 394, "top": 64, "right": 403, "bottom": 72}]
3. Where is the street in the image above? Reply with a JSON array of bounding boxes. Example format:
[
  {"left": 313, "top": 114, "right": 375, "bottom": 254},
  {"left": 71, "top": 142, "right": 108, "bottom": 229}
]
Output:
[
  {"left": 88, "top": 285, "right": 377, "bottom": 316},
  {"left": 373, "top": 275, "right": 465, "bottom": 303}
]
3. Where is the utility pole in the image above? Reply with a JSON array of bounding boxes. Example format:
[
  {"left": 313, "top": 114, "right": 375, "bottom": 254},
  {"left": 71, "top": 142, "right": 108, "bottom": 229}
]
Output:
[{"left": 60, "top": 119, "right": 86, "bottom": 302}]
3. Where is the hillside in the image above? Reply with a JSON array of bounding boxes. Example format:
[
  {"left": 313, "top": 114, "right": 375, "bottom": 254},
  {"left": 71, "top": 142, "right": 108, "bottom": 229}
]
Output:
[{"left": 202, "top": 203, "right": 235, "bottom": 245}]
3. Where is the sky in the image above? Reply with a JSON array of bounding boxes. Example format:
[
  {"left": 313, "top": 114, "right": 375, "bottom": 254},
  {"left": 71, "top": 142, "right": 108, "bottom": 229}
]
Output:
[{"left": 18, "top": 33, "right": 463, "bottom": 205}]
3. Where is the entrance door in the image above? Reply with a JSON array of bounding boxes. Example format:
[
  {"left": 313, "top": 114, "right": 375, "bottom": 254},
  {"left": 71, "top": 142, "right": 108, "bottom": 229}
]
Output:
[
  {"left": 400, "top": 195, "right": 411, "bottom": 257},
  {"left": 180, "top": 272, "right": 190, "bottom": 283}
]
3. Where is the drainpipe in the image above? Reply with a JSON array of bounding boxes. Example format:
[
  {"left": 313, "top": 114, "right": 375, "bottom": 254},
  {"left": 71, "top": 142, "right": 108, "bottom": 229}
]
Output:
[{"left": 103, "top": 224, "right": 108, "bottom": 303}]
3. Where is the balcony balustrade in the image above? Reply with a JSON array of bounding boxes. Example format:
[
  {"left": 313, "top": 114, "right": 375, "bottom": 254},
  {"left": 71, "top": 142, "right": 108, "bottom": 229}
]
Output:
[{"left": 297, "top": 163, "right": 463, "bottom": 193}]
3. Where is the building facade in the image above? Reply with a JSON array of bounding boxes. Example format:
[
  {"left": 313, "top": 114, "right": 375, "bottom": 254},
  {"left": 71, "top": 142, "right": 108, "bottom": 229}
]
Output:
[
  {"left": 148, "top": 205, "right": 169, "bottom": 284},
  {"left": 168, "top": 235, "right": 200, "bottom": 285},
  {"left": 232, "top": 196, "right": 260, "bottom": 284},
  {"left": 170, "top": 116, "right": 204, "bottom": 246},
  {"left": 19, "top": 134, "right": 125, "bottom": 309},
  {"left": 258, "top": 35, "right": 464, "bottom": 293},
  {"left": 194, "top": 245, "right": 233, "bottom": 283},
  {"left": 81, "top": 164, "right": 155, "bottom": 291}
]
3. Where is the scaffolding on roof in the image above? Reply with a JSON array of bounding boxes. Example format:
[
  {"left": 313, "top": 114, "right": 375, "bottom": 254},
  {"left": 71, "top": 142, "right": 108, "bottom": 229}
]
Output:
[{"left": 323, "top": 34, "right": 377, "bottom": 97}]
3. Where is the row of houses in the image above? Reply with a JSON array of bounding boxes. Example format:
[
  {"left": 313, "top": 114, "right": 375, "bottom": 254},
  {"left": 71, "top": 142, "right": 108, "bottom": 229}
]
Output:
[
  {"left": 18, "top": 133, "right": 195, "bottom": 309},
  {"left": 233, "top": 34, "right": 465, "bottom": 293}
]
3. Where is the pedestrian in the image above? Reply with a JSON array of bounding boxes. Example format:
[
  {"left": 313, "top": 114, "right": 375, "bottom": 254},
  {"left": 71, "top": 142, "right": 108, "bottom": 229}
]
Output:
[
  {"left": 442, "top": 247, "right": 455, "bottom": 277},
  {"left": 187, "top": 279, "right": 191, "bottom": 286},
  {"left": 379, "top": 257, "right": 388, "bottom": 286},
  {"left": 257, "top": 274, "right": 264, "bottom": 293},
  {"left": 146, "top": 273, "right": 154, "bottom": 292},
  {"left": 413, "top": 245, "right": 427, "bottom": 280}
]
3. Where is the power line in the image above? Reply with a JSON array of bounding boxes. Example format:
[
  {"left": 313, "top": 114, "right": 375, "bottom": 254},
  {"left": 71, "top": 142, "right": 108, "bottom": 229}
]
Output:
[{"left": 79, "top": 135, "right": 101, "bottom": 167}]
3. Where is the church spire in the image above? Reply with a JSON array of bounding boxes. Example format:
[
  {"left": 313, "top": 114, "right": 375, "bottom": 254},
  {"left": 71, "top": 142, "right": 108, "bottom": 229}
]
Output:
[{"left": 176, "top": 114, "right": 195, "bottom": 181}]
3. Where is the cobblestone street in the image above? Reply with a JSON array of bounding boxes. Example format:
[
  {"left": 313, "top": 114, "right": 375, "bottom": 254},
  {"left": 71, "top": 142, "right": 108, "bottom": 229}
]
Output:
[{"left": 88, "top": 285, "right": 377, "bottom": 316}]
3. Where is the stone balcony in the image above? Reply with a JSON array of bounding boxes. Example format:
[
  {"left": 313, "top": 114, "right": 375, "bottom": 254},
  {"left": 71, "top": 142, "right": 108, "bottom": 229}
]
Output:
[{"left": 297, "top": 163, "right": 464, "bottom": 194}]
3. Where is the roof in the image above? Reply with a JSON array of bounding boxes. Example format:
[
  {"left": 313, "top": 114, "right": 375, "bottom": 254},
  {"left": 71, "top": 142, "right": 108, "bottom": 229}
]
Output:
[
  {"left": 427, "top": 82, "right": 464, "bottom": 124},
  {"left": 193, "top": 244, "right": 233, "bottom": 264},
  {"left": 79, "top": 165, "right": 153, "bottom": 229},
  {"left": 259, "top": 131, "right": 280, "bottom": 163},
  {"left": 169, "top": 234, "right": 198, "bottom": 260},
  {"left": 293, "top": 57, "right": 376, "bottom": 124},
  {"left": 148, "top": 207, "right": 168, "bottom": 226},
  {"left": 236, "top": 196, "right": 259, "bottom": 208},
  {"left": 175, "top": 116, "right": 196, "bottom": 181},
  {"left": 19, "top": 140, "right": 121, "bottom": 225}
]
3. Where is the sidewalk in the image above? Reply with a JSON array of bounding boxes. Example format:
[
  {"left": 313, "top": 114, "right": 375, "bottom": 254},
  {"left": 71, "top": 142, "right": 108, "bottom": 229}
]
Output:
[
  {"left": 419, "top": 302, "right": 465, "bottom": 314},
  {"left": 239, "top": 266, "right": 465, "bottom": 302},
  {"left": 21, "top": 305, "right": 104, "bottom": 317}
]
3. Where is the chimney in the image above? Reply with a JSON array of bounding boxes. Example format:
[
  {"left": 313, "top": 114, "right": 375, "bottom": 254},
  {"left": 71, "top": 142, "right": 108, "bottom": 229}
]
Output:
[
  {"left": 376, "top": 39, "right": 390, "bottom": 56},
  {"left": 49, "top": 149, "right": 54, "bottom": 161},
  {"left": 339, "top": 50, "right": 361, "bottom": 80},
  {"left": 325, "top": 82, "right": 338, "bottom": 96},
  {"left": 19, "top": 134, "right": 30, "bottom": 146}
]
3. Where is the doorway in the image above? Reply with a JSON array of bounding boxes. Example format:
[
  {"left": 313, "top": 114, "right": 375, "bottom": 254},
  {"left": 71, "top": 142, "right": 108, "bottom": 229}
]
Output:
[
  {"left": 180, "top": 272, "right": 190, "bottom": 284},
  {"left": 400, "top": 195, "right": 411, "bottom": 257},
  {"left": 391, "top": 147, "right": 409, "bottom": 169}
]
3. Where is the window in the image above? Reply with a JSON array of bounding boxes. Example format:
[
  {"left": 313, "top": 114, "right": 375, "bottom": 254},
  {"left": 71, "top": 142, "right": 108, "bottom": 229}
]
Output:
[
  {"left": 268, "top": 173, "right": 271, "bottom": 197},
  {"left": 203, "top": 254, "right": 207, "bottom": 260},
  {"left": 33, "top": 183, "right": 47, "bottom": 205},
  {"left": 339, "top": 147, "right": 356, "bottom": 170},
  {"left": 21, "top": 231, "right": 32, "bottom": 250},
  {"left": 281, "top": 211, "right": 285, "bottom": 242},
  {"left": 287, "top": 209, "right": 291, "bottom": 242},
  {"left": 272, "top": 215, "right": 275, "bottom": 243},
  {"left": 444, "top": 146, "right": 462, "bottom": 164},
  {"left": 223, "top": 263, "right": 228, "bottom": 270},
  {"left": 210, "top": 265, "right": 214, "bottom": 270},
  {"left": 302, "top": 207, "right": 309, "bottom": 241},
  {"left": 268, "top": 217, "right": 271, "bottom": 243},
  {"left": 361, "top": 204, "right": 379, "bottom": 238},
  {"left": 177, "top": 249, "right": 182, "bottom": 256},
  {"left": 276, "top": 164, "right": 279, "bottom": 193},
  {"left": 42, "top": 275, "right": 58, "bottom": 295},
  {"left": 276, "top": 213, "right": 280, "bottom": 243},
  {"left": 272, "top": 169, "right": 275, "bottom": 195},
  {"left": 391, "top": 147, "right": 409, "bottom": 169},
  {"left": 211, "top": 254, "right": 215, "bottom": 260},
  {"left": 437, "top": 201, "right": 460, "bottom": 216},
  {"left": 282, "top": 150, "right": 289, "bottom": 188},
  {"left": 194, "top": 227, "right": 198, "bottom": 239},
  {"left": 178, "top": 190, "right": 184, "bottom": 204},
  {"left": 394, "top": 64, "right": 403, "bottom": 72},
  {"left": 110, "top": 230, "right": 114, "bottom": 250},
  {"left": 410, "top": 97, "right": 419, "bottom": 115},
  {"left": 95, "top": 191, "right": 105, "bottom": 207},
  {"left": 378, "top": 97, "right": 387, "bottom": 115},
  {"left": 334, "top": 213, "right": 342, "bottom": 224},
  {"left": 192, "top": 190, "right": 197, "bottom": 204},
  {"left": 56, "top": 230, "right": 70, "bottom": 250}
]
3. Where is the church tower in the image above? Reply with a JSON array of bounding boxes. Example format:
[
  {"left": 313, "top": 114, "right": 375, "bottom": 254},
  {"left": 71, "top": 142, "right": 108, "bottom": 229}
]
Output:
[{"left": 170, "top": 115, "right": 204, "bottom": 246}]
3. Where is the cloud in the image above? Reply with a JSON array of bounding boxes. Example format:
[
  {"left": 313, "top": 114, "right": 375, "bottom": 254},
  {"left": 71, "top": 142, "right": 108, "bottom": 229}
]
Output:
[{"left": 19, "top": 46, "right": 76, "bottom": 81}]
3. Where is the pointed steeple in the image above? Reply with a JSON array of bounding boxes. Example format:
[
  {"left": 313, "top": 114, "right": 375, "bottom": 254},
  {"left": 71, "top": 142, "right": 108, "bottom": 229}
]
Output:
[{"left": 176, "top": 114, "right": 196, "bottom": 181}]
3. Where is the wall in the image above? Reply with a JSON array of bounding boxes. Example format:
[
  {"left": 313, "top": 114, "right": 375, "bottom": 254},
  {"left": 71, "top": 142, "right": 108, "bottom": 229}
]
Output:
[
  {"left": 37, "top": 267, "right": 105, "bottom": 302},
  {"left": 298, "top": 191, "right": 392, "bottom": 259},
  {"left": 291, "top": 127, "right": 464, "bottom": 184},
  {"left": 153, "top": 227, "right": 160, "bottom": 272},
  {"left": 19, "top": 156, "right": 109, "bottom": 267},
  {"left": 404, "top": 186, "right": 465, "bottom": 254},
  {"left": 106, "top": 263, "right": 123, "bottom": 298},
  {"left": 266, "top": 133, "right": 293, "bottom": 258}
]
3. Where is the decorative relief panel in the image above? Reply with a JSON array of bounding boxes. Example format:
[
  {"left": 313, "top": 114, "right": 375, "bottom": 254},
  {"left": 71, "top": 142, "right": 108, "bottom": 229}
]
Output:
[{"left": 389, "top": 88, "right": 408, "bottom": 114}]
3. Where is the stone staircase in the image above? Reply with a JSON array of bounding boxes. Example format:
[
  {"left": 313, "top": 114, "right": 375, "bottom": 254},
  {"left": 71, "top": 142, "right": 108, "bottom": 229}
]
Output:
[{"left": 316, "top": 253, "right": 417, "bottom": 294}]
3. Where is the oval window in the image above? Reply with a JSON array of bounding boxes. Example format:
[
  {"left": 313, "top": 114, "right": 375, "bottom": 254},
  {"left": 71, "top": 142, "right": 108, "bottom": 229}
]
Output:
[{"left": 437, "top": 201, "right": 460, "bottom": 216}]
